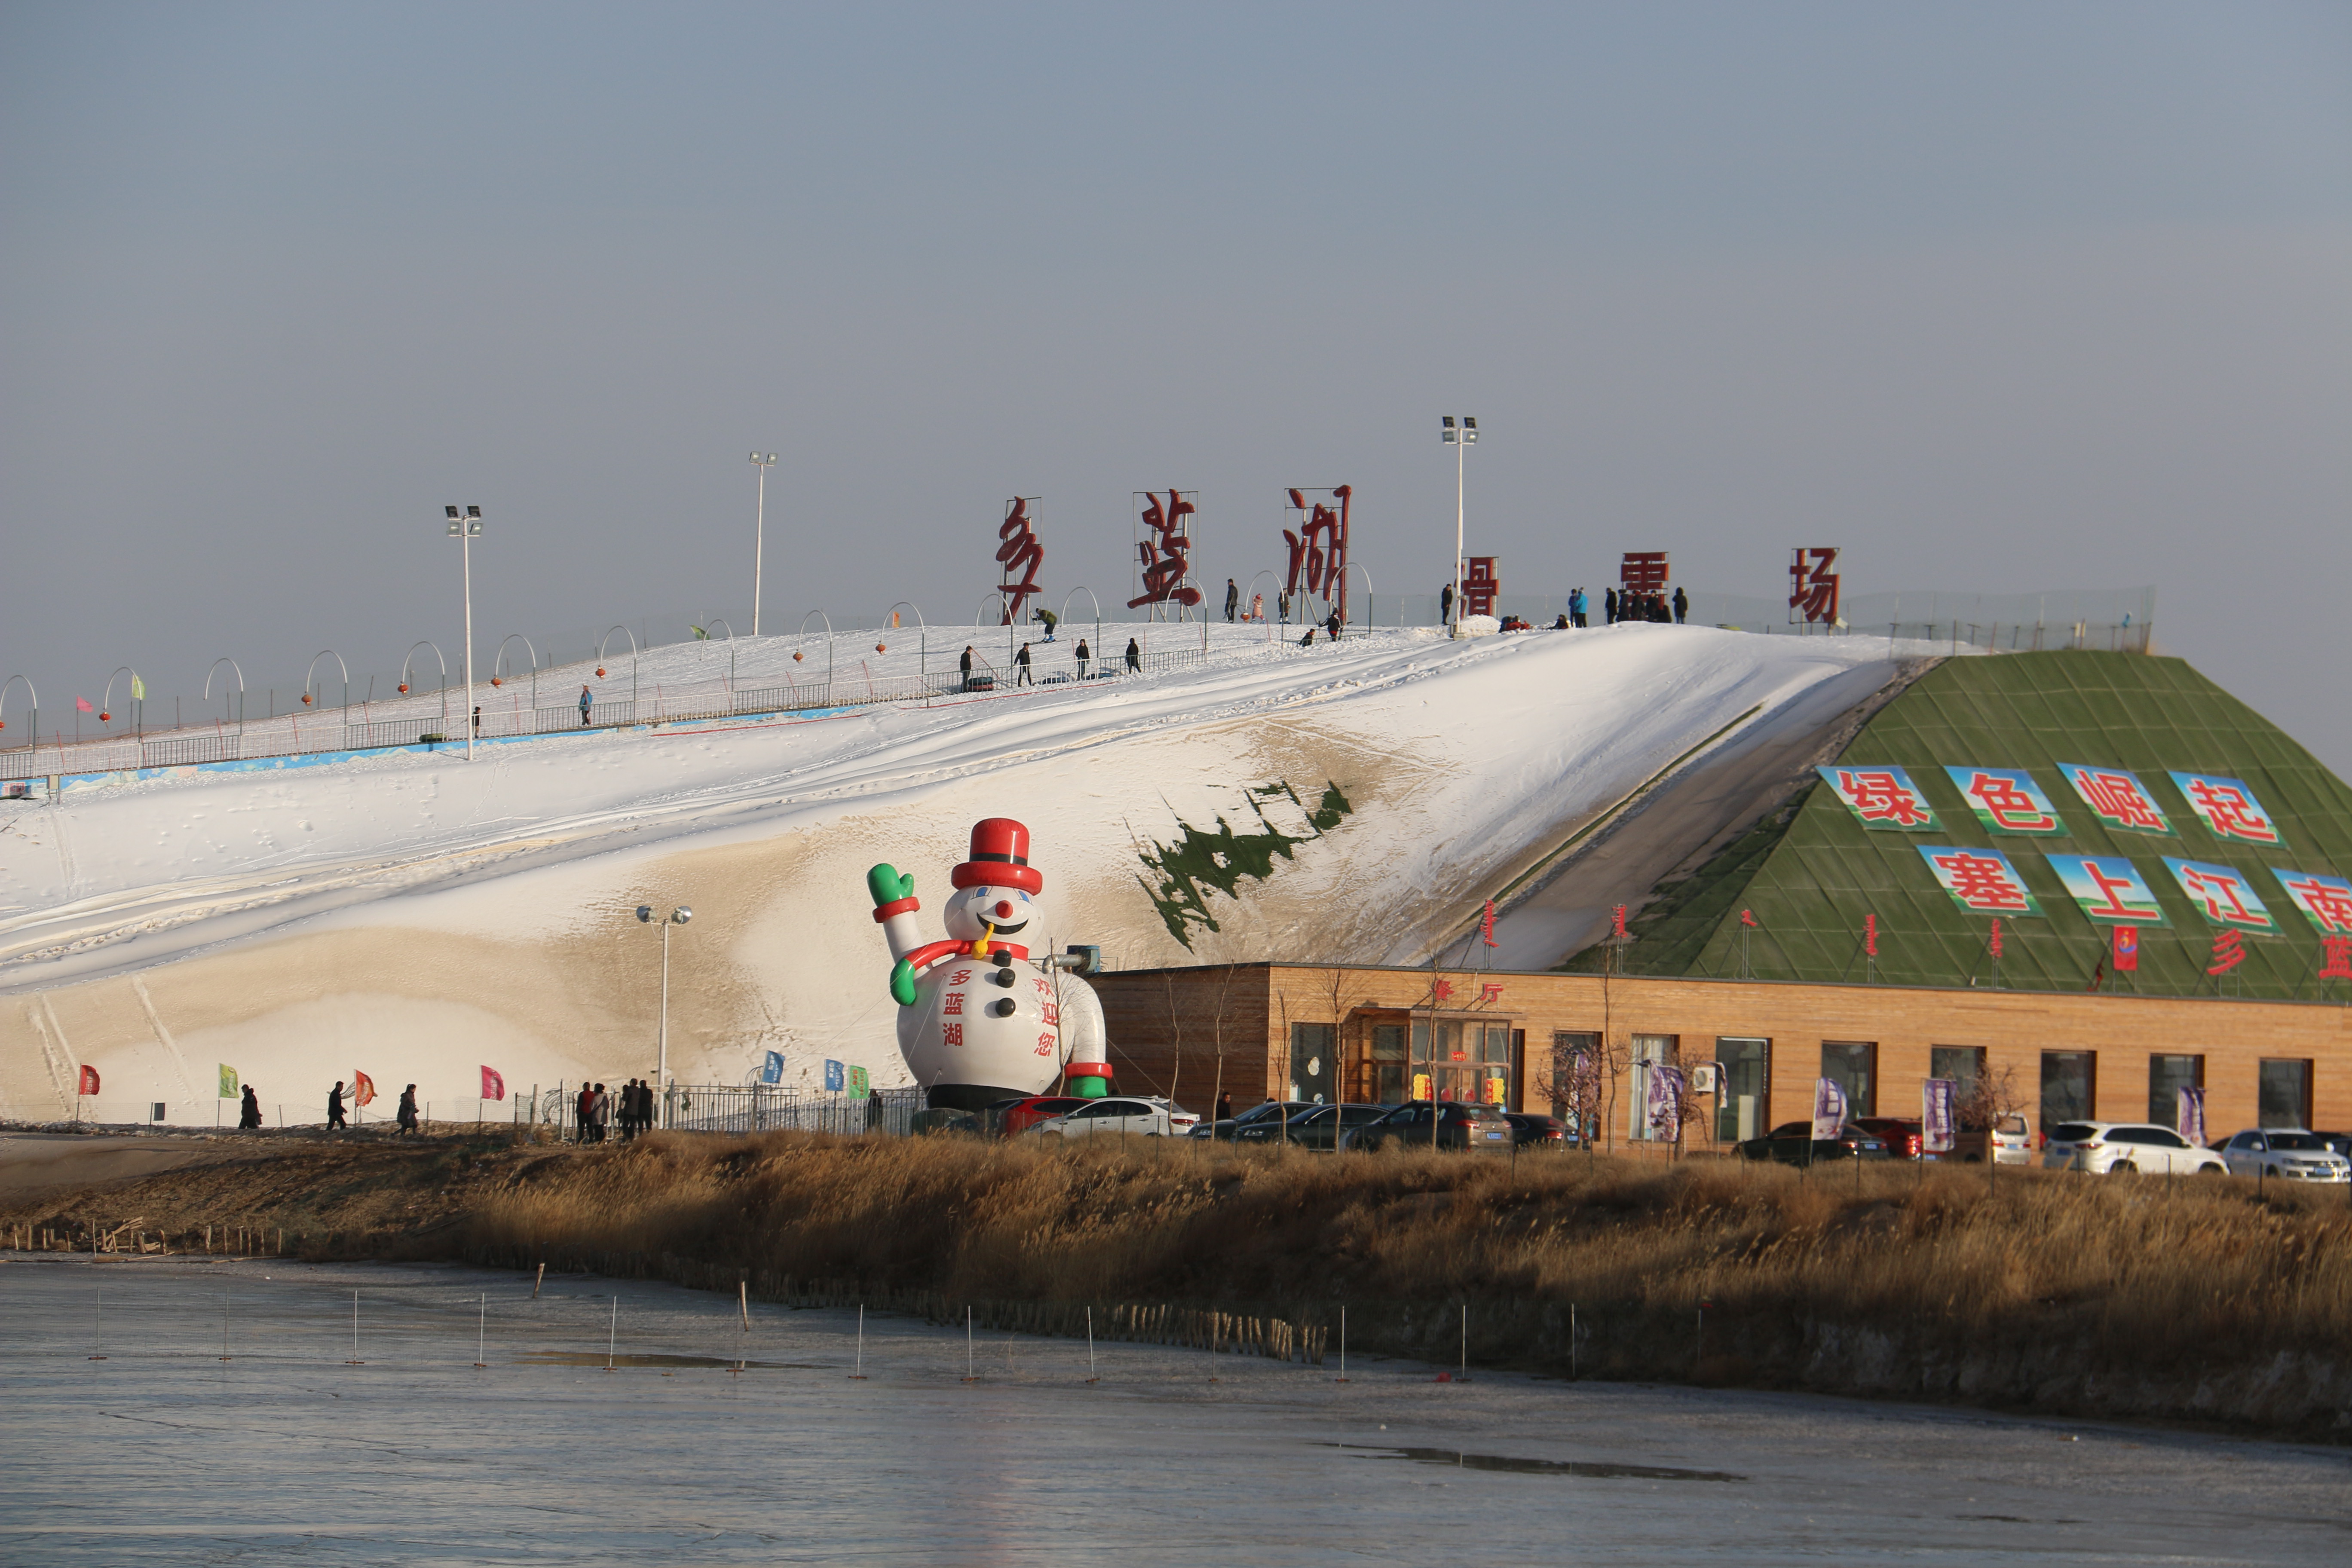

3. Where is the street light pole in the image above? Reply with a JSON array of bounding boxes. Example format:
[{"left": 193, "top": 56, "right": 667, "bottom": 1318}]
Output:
[
  {"left": 445, "top": 506, "right": 482, "bottom": 759},
  {"left": 1440, "top": 418, "right": 1477, "bottom": 637},
  {"left": 749, "top": 452, "right": 776, "bottom": 637},
  {"left": 637, "top": 903, "right": 694, "bottom": 1121}
]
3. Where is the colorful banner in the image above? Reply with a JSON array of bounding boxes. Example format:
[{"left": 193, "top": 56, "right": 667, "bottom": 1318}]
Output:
[
  {"left": 847, "top": 1065, "right": 871, "bottom": 1100},
  {"left": 2162, "top": 858, "right": 2277, "bottom": 932},
  {"left": 1917, "top": 845, "right": 2045, "bottom": 916},
  {"left": 2177, "top": 1085, "right": 2206, "bottom": 1147},
  {"left": 2113, "top": 925, "right": 2139, "bottom": 971},
  {"left": 1943, "top": 766, "right": 2067, "bottom": 835},
  {"left": 2168, "top": 772, "right": 2284, "bottom": 848},
  {"left": 2267, "top": 867, "right": 2352, "bottom": 937},
  {"left": 2055, "top": 764, "right": 2173, "bottom": 836},
  {"left": 1810, "top": 1078, "right": 1848, "bottom": 1142},
  {"left": 1921, "top": 1078, "right": 1956, "bottom": 1153},
  {"left": 2044, "top": 854, "right": 2168, "bottom": 926},
  {"left": 1645, "top": 1063, "right": 1685, "bottom": 1138},
  {"left": 218, "top": 1063, "right": 239, "bottom": 1099},
  {"left": 352, "top": 1071, "right": 376, "bottom": 1106},
  {"left": 760, "top": 1050, "right": 785, "bottom": 1085},
  {"left": 824, "top": 1058, "right": 845, "bottom": 1093},
  {"left": 1818, "top": 765, "right": 1939, "bottom": 830},
  {"left": 480, "top": 1065, "right": 505, "bottom": 1102}
]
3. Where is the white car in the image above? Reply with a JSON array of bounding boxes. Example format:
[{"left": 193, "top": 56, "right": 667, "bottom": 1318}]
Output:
[
  {"left": 2217, "top": 1129, "right": 2352, "bottom": 1183},
  {"left": 2041, "top": 1121, "right": 2225, "bottom": 1176},
  {"left": 1027, "top": 1096, "right": 1199, "bottom": 1139}
]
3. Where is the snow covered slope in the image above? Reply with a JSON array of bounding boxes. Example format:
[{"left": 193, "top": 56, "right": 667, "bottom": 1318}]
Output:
[{"left": 0, "top": 622, "right": 1940, "bottom": 1121}]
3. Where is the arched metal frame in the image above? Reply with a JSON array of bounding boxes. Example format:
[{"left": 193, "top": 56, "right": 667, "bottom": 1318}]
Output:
[
  {"left": 969, "top": 590, "right": 1017, "bottom": 677},
  {"left": 202, "top": 658, "right": 246, "bottom": 732},
  {"left": 1059, "top": 587, "right": 1103, "bottom": 680},
  {"left": 301, "top": 650, "right": 351, "bottom": 721},
  {"left": 793, "top": 610, "right": 835, "bottom": 706},
  {"left": 101, "top": 665, "right": 146, "bottom": 736},
  {"left": 493, "top": 634, "right": 542, "bottom": 709},
  {"left": 883, "top": 601, "right": 928, "bottom": 694},
  {"left": 597, "top": 625, "right": 643, "bottom": 718},
  {"left": 699, "top": 616, "right": 738, "bottom": 692},
  {"left": 1338, "top": 562, "right": 1374, "bottom": 634},
  {"left": 0, "top": 674, "right": 36, "bottom": 747},
  {"left": 1243, "top": 569, "right": 1285, "bottom": 643},
  {"left": 401, "top": 642, "right": 451, "bottom": 727}
]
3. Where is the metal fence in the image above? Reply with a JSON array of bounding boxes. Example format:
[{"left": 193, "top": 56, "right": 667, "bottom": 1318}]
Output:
[{"left": 518, "top": 1083, "right": 928, "bottom": 1140}]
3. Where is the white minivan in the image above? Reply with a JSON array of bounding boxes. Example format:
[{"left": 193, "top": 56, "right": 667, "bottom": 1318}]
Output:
[{"left": 2041, "top": 1121, "right": 2226, "bottom": 1176}]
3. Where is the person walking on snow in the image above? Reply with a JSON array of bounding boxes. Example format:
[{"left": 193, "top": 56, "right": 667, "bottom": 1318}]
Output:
[
  {"left": 239, "top": 1084, "right": 263, "bottom": 1130},
  {"left": 1015, "top": 643, "right": 1033, "bottom": 686},
  {"left": 1035, "top": 607, "right": 1058, "bottom": 641},
  {"left": 1075, "top": 638, "right": 1091, "bottom": 680},
  {"left": 1325, "top": 609, "right": 1341, "bottom": 642},
  {"left": 395, "top": 1084, "right": 419, "bottom": 1135},
  {"left": 327, "top": 1081, "right": 347, "bottom": 1131},
  {"left": 959, "top": 646, "right": 975, "bottom": 691},
  {"left": 1124, "top": 637, "right": 1140, "bottom": 674},
  {"left": 1672, "top": 587, "right": 1688, "bottom": 624},
  {"left": 1224, "top": 579, "right": 1239, "bottom": 622},
  {"left": 578, "top": 684, "right": 593, "bottom": 725}
]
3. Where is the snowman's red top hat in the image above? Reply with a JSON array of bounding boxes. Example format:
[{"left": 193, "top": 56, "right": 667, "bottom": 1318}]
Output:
[{"left": 951, "top": 817, "right": 1043, "bottom": 894}]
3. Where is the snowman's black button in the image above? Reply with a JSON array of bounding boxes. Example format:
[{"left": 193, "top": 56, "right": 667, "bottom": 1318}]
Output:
[
  {"left": 990, "top": 997, "right": 1017, "bottom": 1018},
  {"left": 991, "top": 968, "right": 1016, "bottom": 987},
  {"left": 989, "top": 949, "right": 1012, "bottom": 965}
]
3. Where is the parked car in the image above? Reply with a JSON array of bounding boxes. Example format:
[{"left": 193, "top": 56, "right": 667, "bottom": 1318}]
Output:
[
  {"left": 1735, "top": 1121, "right": 1891, "bottom": 1163},
  {"left": 1027, "top": 1096, "right": 1199, "bottom": 1139},
  {"left": 986, "top": 1094, "right": 1086, "bottom": 1137},
  {"left": 2311, "top": 1131, "right": 2352, "bottom": 1160},
  {"left": 1189, "top": 1099, "right": 1317, "bottom": 1140},
  {"left": 1345, "top": 1100, "right": 1515, "bottom": 1153},
  {"left": 1949, "top": 1113, "right": 2033, "bottom": 1165},
  {"left": 1502, "top": 1112, "right": 1571, "bottom": 1149},
  {"left": 2216, "top": 1129, "right": 2352, "bottom": 1183},
  {"left": 1238, "top": 1102, "right": 1389, "bottom": 1151},
  {"left": 1852, "top": 1116, "right": 1924, "bottom": 1159},
  {"left": 2041, "top": 1121, "right": 2226, "bottom": 1176}
]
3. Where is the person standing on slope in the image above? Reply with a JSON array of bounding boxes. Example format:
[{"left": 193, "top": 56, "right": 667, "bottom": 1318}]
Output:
[
  {"left": 327, "top": 1081, "right": 347, "bottom": 1131},
  {"left": 1439, "top": 583, "right": 1453, "bottom": 625},
  {"left": 1672, "top": 587, "right": 1688, "bottom": 624},
  {"left": 1074, "top": 638, "right": 1091, "bottom": 680},
  {"left": 1325, "top": 609, "right": 1341, "bottom": 642},
  {"left": 395, "top": 1084, "right": 419, "bottom": 1136},
  {"left": 1015, "top": 643, "right": 1033, "bottom": 686},
  {"left": 239, "top": 1084, "right": 263, "bottom": 1130},
  {"left": 578, "top": 684, "right": 593, "bottom": 726},
  {"left": 1124, "top": 638, "right": 1140, "bottom": 674},
  {"left": 1571, "top": 587, "right": 1587, "bottom": 628},
  {"left": 1224, "top": 579, "right": 1239, "bottom": 622},
  {"left": 959, "top": 646, "right": 975, "bottom": 691}
]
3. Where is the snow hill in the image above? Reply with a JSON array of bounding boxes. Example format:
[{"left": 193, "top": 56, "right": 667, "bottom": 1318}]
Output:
[{"left": 0, "top": 621, "right": 1941, "bottom": 1123}]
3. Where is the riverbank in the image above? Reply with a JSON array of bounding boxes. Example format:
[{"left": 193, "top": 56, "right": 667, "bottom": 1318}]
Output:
[{"left": 5, "top": 1126, "right": 2348, "bottom": 1438}]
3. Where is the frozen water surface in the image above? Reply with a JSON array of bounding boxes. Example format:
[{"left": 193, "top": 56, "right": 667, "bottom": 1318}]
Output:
[{"left": 3, "top": 1255, "right": 2347, "bottom": 1565}]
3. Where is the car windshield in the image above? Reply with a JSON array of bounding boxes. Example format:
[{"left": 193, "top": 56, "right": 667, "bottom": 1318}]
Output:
[
  {"left": 2265, "top": 1132, "right": 2328, "bottom": 1151},
  {"left": 1231, "top": 1102, "right": 1288, "bottom": 1124},
  {"left": 2048, "top": 1123, "right": 2098, "bottom": 1142}
]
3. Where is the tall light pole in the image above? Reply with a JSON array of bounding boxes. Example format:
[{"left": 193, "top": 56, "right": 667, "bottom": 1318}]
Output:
[
  {"left": 749, "top": 452, "right": 776, "bottom": 636},
  {"left": 1440, "top": 418, "right": 1477, "bottom": 637},
  {"left": 444, "top": 505, "right": 482, "bottom": 759},
  {"left": 637, "top": 903, "right": 693, "bottom": 1116}
]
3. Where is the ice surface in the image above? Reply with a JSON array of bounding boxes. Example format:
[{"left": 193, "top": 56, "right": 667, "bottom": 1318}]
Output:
[{"left": 2, "top": 1253, "right": 2343, "bottom": 1565}]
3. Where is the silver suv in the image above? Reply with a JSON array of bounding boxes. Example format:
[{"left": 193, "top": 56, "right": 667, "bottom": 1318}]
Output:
[{"left": 2218, "top": 1129, "right": 2352, "bottom": 1182}]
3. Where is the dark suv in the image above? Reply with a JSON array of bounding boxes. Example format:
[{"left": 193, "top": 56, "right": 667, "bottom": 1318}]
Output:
[{"left": 1346, "top": 1100, "right": 1514, "bottom": 1153}]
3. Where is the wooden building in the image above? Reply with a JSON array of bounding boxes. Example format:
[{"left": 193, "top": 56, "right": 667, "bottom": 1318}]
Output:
[{"left": 1092, "top": 962, "right": 2352, "bottom": 1147}]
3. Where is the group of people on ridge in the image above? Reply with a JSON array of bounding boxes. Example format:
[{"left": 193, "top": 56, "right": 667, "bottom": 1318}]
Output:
[
  {"left": 574, "top": 1078, "right": 658, "bottom": 1142},
  {"left": 962, "top": 637, "right": 1142, "bottom": 691}
]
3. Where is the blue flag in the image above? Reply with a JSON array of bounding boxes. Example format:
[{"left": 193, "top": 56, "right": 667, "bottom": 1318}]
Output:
[
  {"left": 761, "top": 1050, "right": 784, "bottom": 1086},
  {"left": 824, "top": 1059, "right": 845, "bottom": 1093}
]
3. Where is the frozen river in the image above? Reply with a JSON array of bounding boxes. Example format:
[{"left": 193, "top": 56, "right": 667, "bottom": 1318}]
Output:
[{"left": 2, "top": 1254, "right": 2346, "bottom": 1565}]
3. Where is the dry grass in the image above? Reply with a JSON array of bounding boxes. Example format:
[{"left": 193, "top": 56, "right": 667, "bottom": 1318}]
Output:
[{"left": 14, "top": 1129, "right": 2352, "bottom": 1431}]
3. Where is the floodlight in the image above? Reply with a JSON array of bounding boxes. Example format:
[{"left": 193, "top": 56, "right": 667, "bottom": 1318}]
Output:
[
  {"left": 466, "top": 505, "right": 481, "bottom": 518},
  {"left": 446, "top": 505, "right": 460, "bottom": 518},
  {"left": 672, "top": 906, "right": 693, "bottom": 925},
  {"left": 637, "top": 904, "right": 654, "bottom": 923}
]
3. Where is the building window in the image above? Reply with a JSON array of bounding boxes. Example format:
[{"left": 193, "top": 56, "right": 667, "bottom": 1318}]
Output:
[
  {"left": 2258, "top": 1059, "right": 2312, "bottom": 1129},
  {"left": 1629, "top": 1033, "right": 1679, "bottom": 1140},
  {"left": 2040, "top": 1050, "right": 2096, "bottom": 1129},
  {"left": 1820, "top": 1042, "right": 1877, "bottom": 1118},
  {"left": 2148, "top": 1054, "right": 2204, "bottom": 1128},
  {"left": 1372, "top": 1023, "right": 1409, "bottom": 1105},
  {"left": 1714, "top": 1038, "right": 1769, "bottom": 1144},
  {"left": 1290, "top": 1023, "right": 1335, "bottom": 1105},
  {"left": 1929, "top": 1046, "right": 1984, "bottom": 1114},
  {"left": 1551, "top": 1031, "right": 1599, "bottom": 1133}
]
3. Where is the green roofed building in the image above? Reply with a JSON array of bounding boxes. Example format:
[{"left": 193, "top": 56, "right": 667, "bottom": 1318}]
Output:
[{"left": 1563, "top": 652, "right": 2352, "bottom": 1001}]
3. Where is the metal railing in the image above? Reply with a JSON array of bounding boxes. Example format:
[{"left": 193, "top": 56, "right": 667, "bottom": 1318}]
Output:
[{"left": 518, "top": 1083, "right": 927, "bottom": 1140}]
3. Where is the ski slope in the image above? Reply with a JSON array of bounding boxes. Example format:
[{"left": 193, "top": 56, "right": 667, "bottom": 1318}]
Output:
[{"left": 0, "top": 622, "right": 1942, "bottom": 1121}]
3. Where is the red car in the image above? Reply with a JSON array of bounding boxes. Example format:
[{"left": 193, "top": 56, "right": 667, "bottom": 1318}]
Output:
[
  {"left": 1853, "top": 1116, "right": 1924, "bottom": 1159},
  {"left": 987, "top": 1095, "right": 1087, "bottom": 1136}
]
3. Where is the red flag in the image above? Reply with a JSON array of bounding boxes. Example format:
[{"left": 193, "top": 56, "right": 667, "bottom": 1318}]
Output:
[
  {"left": 78, "top": 1064, "right": 100, "bottom": 1096},
  {"left": 75, "top": 697, "right": 94, "bottom": 714},
  {"left": 480, "top": 1065, "right": 505, "bottom": 1101},
  {"left": 1479, "top": 899, "right": 1498, "bottom": 948},
  {"left": 1610, "top": 904, "right": 1627, "bottom": 939},
  {"left": 1740, "top": 909, "right": 1757, "bottom": 928},
  {"left": 2113, "top": 925, "right": 2139, "bottom": 972},
  {"left": 1864, "top": 913, "right": 1878, "bottom": 957},
  {"left": 352, "top": 1071, "right": 376, "bottom": 1106}
]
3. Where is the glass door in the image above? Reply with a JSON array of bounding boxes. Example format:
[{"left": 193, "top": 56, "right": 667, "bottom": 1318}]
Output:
[
  {"left": 1629, "top": 1034, "right": 1678, "bottom": 1141},
  {"left": 1714, "top": 1038, "right": 1769, "bottom": 1144}
]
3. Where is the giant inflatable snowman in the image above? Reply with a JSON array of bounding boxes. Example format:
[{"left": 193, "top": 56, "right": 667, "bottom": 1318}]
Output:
[{"left": 866, "top": 817, "right": 1110, "bottom": 1112}]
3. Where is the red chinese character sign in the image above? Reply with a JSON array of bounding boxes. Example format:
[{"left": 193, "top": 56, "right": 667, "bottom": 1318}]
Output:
[
  {"left": 2167, "top": 772, "right": 2284, "bottom": 847},
  {"left": 2046, "top": 854, "right": 2168, "bottom": 925},
  {"left": 2056, "top": 764, "right": 2173, "bottom": 835},
  {"left": 1942, "top": 767, "right": 2067, "bottom": 835},
  {"left": 2161, "top": 858, "right": 2276, "bottom": 932},
  {"left": 1283, "top": 486, "right": 1352, "bottom": 621},
  {"left": 1917, "top": 846, "right": 2044, "bottom": 916},
  {"left": 1817, "top": 765, "right": 1940, "bottom": 830},
  {"left": 1130, "top": 490, "right": 1201, "bottom": 614},
  {"left": 2319, "top": 936, "right": 2352, "bottom": 981},
  {"left": 995, "top": 496, "right": 1044, "bottom": 625},
  {"left": 2269, "top": 868, "right": 2352, "bottom": 936},
  {"left": 1789, "top": 548, "right": 1840, "bottom": 625},
  {"left": 1462, "top": 557, "right": 1500, "bottom": 618}
]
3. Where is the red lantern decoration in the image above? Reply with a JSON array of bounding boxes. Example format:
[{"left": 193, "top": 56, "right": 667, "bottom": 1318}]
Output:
[
  {"left": 398, "top": 683, "right": 409, "bottom": 694},
  {"left": 793, "top": 652, "right": 803, "bottom": 663},
  {"left": 99, "top": 711, "right": 111, "bottom": 722},
  {"left": 875, "top": 643, "right": 887, "bottom": 654},
  {"left": 595, "top": 667, "right": 606, "bottom": 678},
  {"left": 490, "top": 677, "right": 502, "bottom": 687},
  {"left": 301, "top": 692, "right": 313, "bottom": 705}
]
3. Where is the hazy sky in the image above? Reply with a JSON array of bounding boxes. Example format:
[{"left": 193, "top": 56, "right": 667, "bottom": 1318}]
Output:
[{"left": 5, "top": 3, "right": 2349, "bottom": 767}]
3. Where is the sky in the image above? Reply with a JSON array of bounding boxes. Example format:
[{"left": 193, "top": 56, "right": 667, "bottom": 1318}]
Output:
[{"left": 4, "top": 2, "right": 2349, "bottom": 767}]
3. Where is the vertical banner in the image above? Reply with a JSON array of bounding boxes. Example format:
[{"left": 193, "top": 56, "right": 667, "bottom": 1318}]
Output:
[
  {"left": 760, "top": 1050, "right": 785, "bottom": 1085},
  {"left": 2176, "top": 1085, "right": 2207, "bottom": 1147},
  {"left": 1921, "top": 1078, "right": 1957, "bottom": 1154},
  {"left": 847, "top": 1065, "right": 871, "bottom": 1100},
  {"left": 78, "top": 1064, "right": 101, "bottom": 1096},
  {"left": 480, "top": 1065, "right": 505, "bottom": 1101},
  {"left": 2113, "top": 925, "right": 2139, "bottom": 971},
  {"left": 1811, "top": 1078, "right": 1848, "bottom": 1142},
  {"left": 352, "top": 1071, "right": 376, "bottom": 1106},
  {"left": 1646, "top": 1064, "right": 1686, "bottom": 1140},
  {"left": 218, "top": 1064, "right": 239, "bottom": 1099},
  {"left": 823, "top": 1059, "right": 845, "bottom": 1093},
  {"left": 1412, "top": 1071, "right": 1433, "bottom": 1101}
]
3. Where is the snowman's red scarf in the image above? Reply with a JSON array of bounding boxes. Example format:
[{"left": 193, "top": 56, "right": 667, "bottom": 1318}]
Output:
[{"left": 900, "top": 938, "right": 1031, "bottom": 975}]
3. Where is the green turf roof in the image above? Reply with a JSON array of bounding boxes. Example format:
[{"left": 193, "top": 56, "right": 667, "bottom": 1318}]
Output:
[{"left": 1563, "top": 652, "right": 2352, "bottom": 1001}]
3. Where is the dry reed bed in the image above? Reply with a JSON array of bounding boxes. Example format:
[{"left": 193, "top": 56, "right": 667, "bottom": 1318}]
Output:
[{"left": 457, "top": 1133, "right": 2352, "bottom": 1432}]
